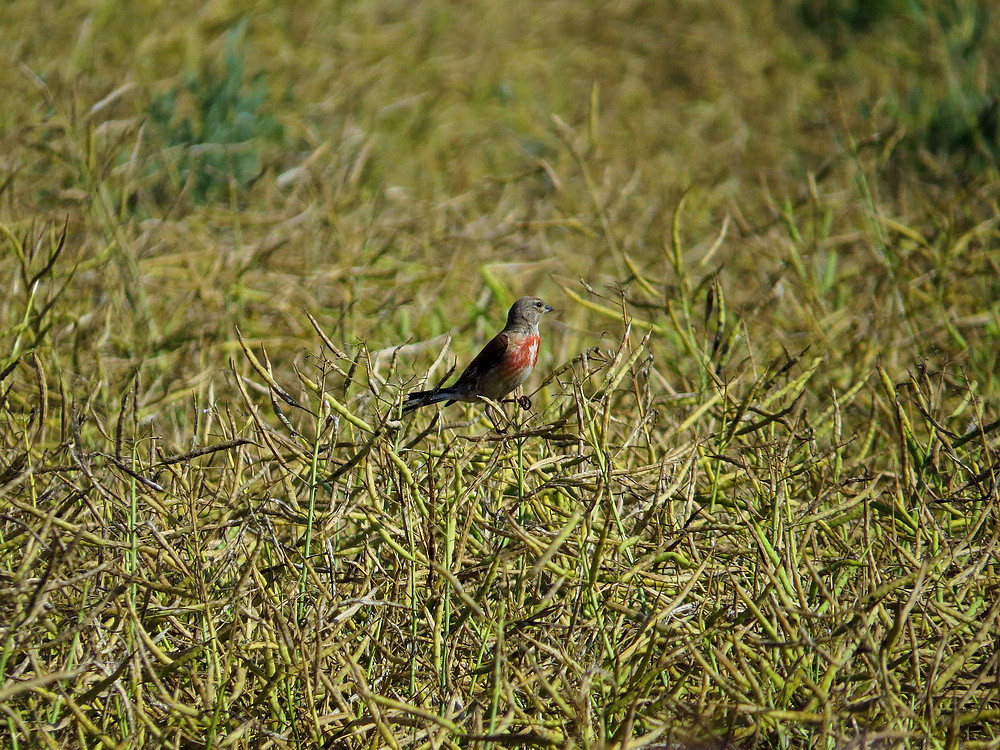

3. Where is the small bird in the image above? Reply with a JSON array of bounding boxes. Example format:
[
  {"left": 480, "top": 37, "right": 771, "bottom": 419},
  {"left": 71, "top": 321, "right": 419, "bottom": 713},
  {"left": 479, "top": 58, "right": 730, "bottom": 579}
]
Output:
[{"left": 402, "top": 296, "right": 554, "bottom": 414}]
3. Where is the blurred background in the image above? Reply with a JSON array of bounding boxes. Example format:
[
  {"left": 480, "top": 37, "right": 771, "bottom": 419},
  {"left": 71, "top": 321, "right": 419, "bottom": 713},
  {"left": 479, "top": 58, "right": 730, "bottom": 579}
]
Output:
[
  {"left": 3, "top": 1, "right": 998, "bottom": 373},
  {"left": 4, "top": 3, "right": 1000, "bottom": 747},
  {"left": 4, "top": 0, "right": 1000, "bottom": 451}
]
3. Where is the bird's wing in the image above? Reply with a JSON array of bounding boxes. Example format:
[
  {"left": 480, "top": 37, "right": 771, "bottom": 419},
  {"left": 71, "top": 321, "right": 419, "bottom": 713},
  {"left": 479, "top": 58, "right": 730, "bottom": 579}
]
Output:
[{"left": 455, "top": 332, "right": 508, "bottom": 385}]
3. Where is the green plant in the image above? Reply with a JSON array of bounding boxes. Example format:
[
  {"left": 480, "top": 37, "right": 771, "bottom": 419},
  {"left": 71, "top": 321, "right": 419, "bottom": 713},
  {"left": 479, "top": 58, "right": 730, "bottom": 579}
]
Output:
[
  {"left": 147, "top": 19, "right": 283, "bottom": 203},
  {"left": 797, "top": 0, "right": 903, "bottom": 37},
  {"left": 916, "top": 3, "right": 999, "bottom": 170}
]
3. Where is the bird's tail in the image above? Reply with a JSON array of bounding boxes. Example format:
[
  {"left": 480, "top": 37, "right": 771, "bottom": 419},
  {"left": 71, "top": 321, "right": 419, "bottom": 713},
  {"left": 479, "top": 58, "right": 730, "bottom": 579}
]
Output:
[{"left": 401, "top": 388, "right": 456, "bottom": 414}]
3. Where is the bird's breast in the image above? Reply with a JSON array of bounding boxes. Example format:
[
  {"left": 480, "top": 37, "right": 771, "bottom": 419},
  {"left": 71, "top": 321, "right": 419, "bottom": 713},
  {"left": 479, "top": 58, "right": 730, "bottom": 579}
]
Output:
[{"left": 503, "top": 334, "right": 540, "bottom": 372}]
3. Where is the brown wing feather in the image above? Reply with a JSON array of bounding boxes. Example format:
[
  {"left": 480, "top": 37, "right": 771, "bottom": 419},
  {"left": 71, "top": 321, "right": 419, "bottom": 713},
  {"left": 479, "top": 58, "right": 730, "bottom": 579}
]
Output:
[{"left": 454, "top": 332, "right": 508, "bottom": 387}]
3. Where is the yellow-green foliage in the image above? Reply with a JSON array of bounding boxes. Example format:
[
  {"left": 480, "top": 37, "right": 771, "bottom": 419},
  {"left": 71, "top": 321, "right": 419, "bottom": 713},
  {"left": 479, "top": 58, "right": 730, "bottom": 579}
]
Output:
[{"left": 2, "top": 1, "right": 1000, "bottom": 748}]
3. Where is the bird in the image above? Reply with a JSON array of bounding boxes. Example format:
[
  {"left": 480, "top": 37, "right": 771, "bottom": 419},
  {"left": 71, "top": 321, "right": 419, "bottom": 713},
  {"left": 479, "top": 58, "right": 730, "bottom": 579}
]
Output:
[{"left": 402, "top": 296, "right": 554, "bottom": 415}]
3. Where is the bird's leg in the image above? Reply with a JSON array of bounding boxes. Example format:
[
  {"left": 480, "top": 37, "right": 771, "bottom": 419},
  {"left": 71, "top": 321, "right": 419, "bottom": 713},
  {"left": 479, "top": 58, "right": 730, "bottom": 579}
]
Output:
[
  {"left": 491, "top": 405, "right": 514, "bottom": 434},
  {"left": 506, "top": 389, "right": 530, "bottom": 432},
  {"left": 481, "top": 397, "right": 511, "bottom": 434},
  {"left": 501, "top": 389, "right": 532, "bottom": 412},
  {"left": 502, "top": 396, "right": 531, "bottom": 411}
]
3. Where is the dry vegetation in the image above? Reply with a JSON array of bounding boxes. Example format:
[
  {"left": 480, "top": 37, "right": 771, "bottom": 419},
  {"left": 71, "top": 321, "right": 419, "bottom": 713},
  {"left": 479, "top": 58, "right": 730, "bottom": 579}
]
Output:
[{"left": 3, "top": 1, "right": 1000, "bottom": 748}]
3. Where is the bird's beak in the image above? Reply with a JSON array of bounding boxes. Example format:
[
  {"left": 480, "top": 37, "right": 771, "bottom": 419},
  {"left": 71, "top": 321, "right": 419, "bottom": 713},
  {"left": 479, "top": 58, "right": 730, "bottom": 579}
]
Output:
[{"left": 544, "top": 304, "right": 555, "bottom": 313}]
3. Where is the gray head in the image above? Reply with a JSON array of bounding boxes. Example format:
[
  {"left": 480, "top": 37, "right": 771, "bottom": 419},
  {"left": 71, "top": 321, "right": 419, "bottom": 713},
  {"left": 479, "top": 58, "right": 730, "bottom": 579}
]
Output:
[{"left": 506, "top": 296, "right": 554, "bottom": 329}]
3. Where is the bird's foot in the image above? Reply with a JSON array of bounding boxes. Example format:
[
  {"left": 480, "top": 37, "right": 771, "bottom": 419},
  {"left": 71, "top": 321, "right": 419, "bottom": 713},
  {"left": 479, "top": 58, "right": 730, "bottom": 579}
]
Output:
[{"left": 517, "top": 395, "right": 532, "bottom": 411}]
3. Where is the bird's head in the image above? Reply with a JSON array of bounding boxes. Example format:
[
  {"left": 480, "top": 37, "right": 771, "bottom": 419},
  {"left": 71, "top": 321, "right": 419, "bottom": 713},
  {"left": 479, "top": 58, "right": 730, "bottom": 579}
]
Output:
[{"left": 507, "top": 296, "right": 554, "bottom": 328}]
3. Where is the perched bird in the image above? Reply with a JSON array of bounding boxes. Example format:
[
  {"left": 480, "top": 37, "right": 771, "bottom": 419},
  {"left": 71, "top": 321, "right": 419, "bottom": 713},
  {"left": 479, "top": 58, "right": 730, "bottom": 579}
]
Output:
[{"left": 402, "top": 296, "right": 554, "bottom": 414}]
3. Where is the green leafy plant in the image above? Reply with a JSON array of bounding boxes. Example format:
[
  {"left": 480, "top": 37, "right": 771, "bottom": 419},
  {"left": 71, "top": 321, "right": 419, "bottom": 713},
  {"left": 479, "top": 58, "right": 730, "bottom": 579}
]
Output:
[
  {"left": 797, "top": 0, "right": 903, "bottom": 37},
  {"left": 802, "top": 0, "right": 1000, "bottom": 175},
  {"left": 148, "top": 19, "right": 283, "bottom": 203},
  {"left": 915, "top": 3, "right": 999, "bottom": 171}
]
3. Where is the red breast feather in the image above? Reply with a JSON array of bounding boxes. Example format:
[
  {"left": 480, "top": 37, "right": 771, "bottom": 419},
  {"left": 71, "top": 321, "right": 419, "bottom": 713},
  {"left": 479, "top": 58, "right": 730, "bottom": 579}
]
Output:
[
  {"left": 473, "top": 333, "right": 537, "bottom": 401},
  {"left": 444, "top": 331, "right": 541, "bottom": 403},
  {"left": 503, "top": 334, "right": 540, "bottom": 372}
]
